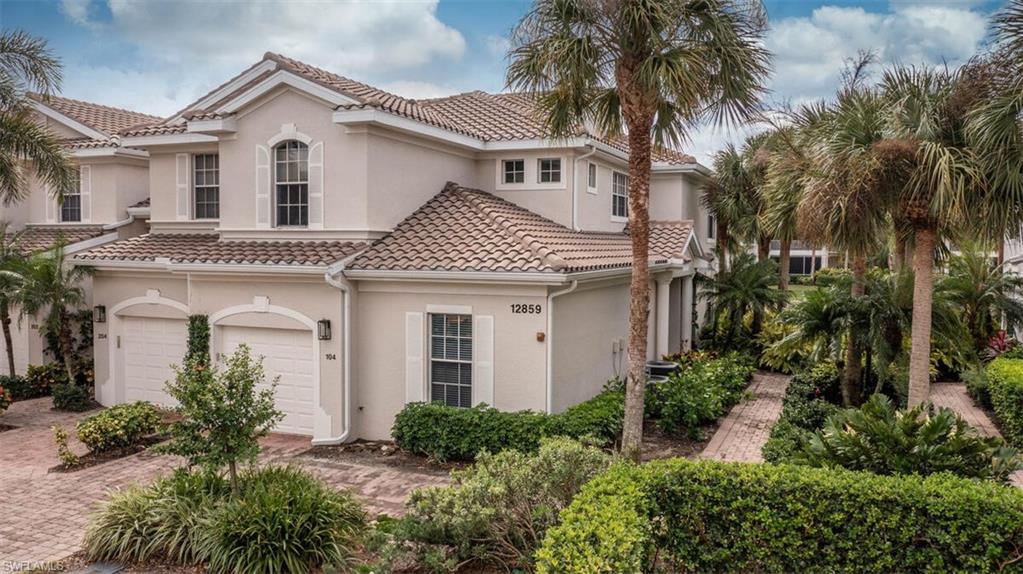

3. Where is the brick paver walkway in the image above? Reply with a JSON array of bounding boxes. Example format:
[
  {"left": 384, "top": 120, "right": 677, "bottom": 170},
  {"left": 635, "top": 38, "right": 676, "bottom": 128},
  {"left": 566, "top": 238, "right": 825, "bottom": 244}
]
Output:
[
  {"left": 930, "top": 382, "right": 1023, "bottom": 487},
  {"left": 0, "top": 398, "right": 447, "bottom": 568},
  {"left": 700, "top": 371, "right": 790, "bottom": 463}
]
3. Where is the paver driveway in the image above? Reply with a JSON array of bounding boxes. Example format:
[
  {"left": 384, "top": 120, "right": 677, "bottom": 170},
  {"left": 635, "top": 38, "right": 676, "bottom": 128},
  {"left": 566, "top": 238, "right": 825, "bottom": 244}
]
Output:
[
  {"left": 700, "top": 371, "right": 790, "bottom": 463},
  {"left": 0, "top": 397, "right": 448, "bottom": 568}
]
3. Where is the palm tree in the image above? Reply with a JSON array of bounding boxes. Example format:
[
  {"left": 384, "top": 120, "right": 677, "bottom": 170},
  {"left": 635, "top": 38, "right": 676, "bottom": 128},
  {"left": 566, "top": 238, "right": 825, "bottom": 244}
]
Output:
[
  {"left": 880, "top": 65, "right": 984, "bottom": 406},
  {"left": 0, "top": 223, "right": 26, "bottom": 376},
  {"left": 941, "top": 246, "right": 1023, "bottom": 353},
  {"left": 17, "top": 244, "right": 92, "bottom": 382},
  {"left": 700, "top": 252, "right": 785, "bottom": 347},
  {"left": 0, "top": 30, "right": 75, "bottom": 205},
  {"left": 762, "top": 123, "right": 808, "bottom": 292},
  {"left": 506, "top": 0, "right": 770, "bottom": 458}
]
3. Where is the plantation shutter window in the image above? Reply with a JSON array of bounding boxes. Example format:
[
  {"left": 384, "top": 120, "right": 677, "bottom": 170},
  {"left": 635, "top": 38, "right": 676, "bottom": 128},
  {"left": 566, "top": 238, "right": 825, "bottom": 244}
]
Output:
[{"left": 429, "top": 313, "right": 473, "bottom": 408}]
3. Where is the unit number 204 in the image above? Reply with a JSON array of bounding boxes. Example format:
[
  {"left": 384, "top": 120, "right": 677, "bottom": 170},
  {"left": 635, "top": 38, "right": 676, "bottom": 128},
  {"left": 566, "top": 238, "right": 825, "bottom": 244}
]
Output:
[{"left": 510, "top": 304, "right": 542, "bottom": 314}]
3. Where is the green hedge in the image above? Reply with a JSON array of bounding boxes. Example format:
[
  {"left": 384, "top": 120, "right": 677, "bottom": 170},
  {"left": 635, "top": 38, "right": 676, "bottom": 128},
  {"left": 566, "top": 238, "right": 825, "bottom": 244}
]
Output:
[
  {"left": 986, "top": 358, "right": 1023, "bottom": 447},
  {"left": 392, "top": 389, "right": 624, "bottom": 461},
  {"left": 762, "top": 362, "right": 841, "bottom": 462},
  {"left": 77, "top": 401, "right": 162, "bottom": 453},
  {"left": 536, "top": 459, "right": 1023, "bottom": 573}
]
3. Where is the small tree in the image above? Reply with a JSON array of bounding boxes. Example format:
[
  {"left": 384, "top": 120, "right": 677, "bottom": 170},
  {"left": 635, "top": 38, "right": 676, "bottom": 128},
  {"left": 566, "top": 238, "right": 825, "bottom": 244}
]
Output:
[
  {"left": 185, "top": 314, "right": 210, "bottom": 367},
  {"left": 157, "top": 344, "right": 282, "bottom": 492}
]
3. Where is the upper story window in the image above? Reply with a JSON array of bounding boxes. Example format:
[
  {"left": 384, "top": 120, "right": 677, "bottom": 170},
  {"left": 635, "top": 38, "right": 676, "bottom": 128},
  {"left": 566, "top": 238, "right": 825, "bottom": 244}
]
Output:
[
  {"left": 274, "top": 140, "right": 309, "bottom": 227},
  {"left": 503, "top": 159, "right": 525, "bottom": 184},
  {"left": 612, "top": 171, "right": 628, "bottom": 218},
  {"left": 588, "top": 162, "right": 597, "bottom": 189},
  {"left": 430, "top": 313, "right": 473, "bottom": 408},
  {"left": 538, "top": 158, "right": 561, "bottom": 183},
  {"left": 708, "top": 214, "right": 717, "bottom": 239},
  {"left": 61, "top": 170, "right": 81, "bottom": 222},
  {"left": 193, "top": 153, "right": 219, "bottom": 219}
]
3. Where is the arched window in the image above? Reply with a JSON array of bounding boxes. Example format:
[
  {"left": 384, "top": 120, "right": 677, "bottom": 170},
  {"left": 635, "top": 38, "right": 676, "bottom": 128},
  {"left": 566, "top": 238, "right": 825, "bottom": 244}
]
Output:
[{"left": 274, "top": 140, "right": 309, "bottom": 227}]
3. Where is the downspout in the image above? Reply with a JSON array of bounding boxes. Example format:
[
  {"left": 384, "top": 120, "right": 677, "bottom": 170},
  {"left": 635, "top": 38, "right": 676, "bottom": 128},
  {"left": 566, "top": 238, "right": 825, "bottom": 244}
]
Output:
[
  {"left": 546, "top": 280, "right": 579, "bottom": 413},
  {"left": 572, "top": 145, "right": 597, "bottom": 231},
  {"left": 317, "top": 265, "right": 354, "bottom": 445}
]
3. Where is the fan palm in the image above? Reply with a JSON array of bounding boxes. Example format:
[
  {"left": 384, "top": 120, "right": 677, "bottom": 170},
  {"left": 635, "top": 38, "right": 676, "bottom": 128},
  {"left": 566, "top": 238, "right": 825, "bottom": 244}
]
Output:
[
  {"left": 17, "top": 244, "right": 92, "bottom": 382},
  {"left": 0, "top": 223, "right": 26, "bottom": 376},
  {"left": 774, "top": 285, "right": 847, "bottom": 362},
  {"left": 941, "top": 246, "right": 1023, "bottom": 352},
  {"left": 0, "top": 30, "right": 75, "bottom": 205},
  {"left": 506, "top": 0, "right": 770, "bottom": 457},
  {"left": 700, "top": 252, "right": 785, "bottom": 347}
]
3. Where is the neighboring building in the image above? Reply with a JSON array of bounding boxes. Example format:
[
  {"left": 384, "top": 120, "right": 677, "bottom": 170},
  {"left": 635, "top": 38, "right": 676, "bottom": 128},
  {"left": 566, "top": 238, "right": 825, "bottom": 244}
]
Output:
[
  {"left": 72, "top": 53, "right": 715, "bottom": 442},
  {"left": 0, "top": 95, "right": 156, "bottom": 374},
  {"left": 766, "top": 240, "right": 836, "bottom": 275}
]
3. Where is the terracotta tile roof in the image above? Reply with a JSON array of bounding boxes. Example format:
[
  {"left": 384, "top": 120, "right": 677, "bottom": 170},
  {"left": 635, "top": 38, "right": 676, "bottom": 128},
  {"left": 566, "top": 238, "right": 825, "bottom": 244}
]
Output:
[
  {"left": 648, "top": 221, "right": 696, "bottom": 261},
  {"left": 15, "top": 225, "right": 107, "bottom": 254},
  {"left": 122, "top": 123, "right": 187, "bottom": 137},
  {"left": 349, "top": 182, "right": 693, "bottom": 274},
  {"left": 74, "top": 234, "right": 367, "bottom": 267},
  {"left": 61, "top": 138, "right": 117, "bottom": 150},
  {"left": 32, "top": 94, "right": 161, "bottom": 136}
]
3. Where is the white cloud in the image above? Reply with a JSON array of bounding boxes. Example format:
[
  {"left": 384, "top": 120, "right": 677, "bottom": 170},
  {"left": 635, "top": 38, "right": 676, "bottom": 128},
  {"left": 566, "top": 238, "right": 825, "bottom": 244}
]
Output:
[{"left": 484, "top": 35, "right": 511, "bottom": 58}]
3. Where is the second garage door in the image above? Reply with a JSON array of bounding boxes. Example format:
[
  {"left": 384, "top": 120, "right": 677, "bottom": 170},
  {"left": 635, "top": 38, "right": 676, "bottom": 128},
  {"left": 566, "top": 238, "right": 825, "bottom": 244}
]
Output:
[
  {"left": 122, "top": 316, "right": 188, "bottom": 406},
  {"left": 220, "top": 326, "right": 315, "bottom": 436}
]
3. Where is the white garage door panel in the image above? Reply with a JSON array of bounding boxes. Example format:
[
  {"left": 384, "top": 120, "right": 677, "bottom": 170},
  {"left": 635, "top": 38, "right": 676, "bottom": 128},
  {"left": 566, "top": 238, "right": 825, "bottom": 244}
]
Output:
[
  {"left": 122, "top": 317, "right": 187, "bottom": 406},
  {"left": 220, "top": 326, "right": 314, "bottom": 436}
]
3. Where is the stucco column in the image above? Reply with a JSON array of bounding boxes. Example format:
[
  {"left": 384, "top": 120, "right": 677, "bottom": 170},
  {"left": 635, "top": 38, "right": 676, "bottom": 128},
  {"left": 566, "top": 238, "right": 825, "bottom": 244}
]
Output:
[
  {"left": 681, "top": 274, "right": 694, "bottom": 351},
  {"left": 822, "top": 247, "right": 829, "bottom": 269},
  {"left": 655, "top": 274, "right": 672, "bottom": 358}
]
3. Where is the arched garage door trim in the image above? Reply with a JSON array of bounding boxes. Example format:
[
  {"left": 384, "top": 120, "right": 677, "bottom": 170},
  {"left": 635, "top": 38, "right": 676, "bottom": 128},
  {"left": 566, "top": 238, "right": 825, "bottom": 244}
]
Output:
[{"left": 209, "top": 297, "right": 328, "bottom": 440}]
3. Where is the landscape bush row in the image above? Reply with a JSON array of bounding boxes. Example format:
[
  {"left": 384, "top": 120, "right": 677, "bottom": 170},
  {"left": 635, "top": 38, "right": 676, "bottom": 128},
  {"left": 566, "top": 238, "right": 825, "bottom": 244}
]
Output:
[
  {"left": 536, "top": 458, "right": 1023, "bottom": 573},
  {"left": 393, "top": 352, "right": 754, "bottom": 461},
  {"left": 0, "top": 359, "right": 95, "bottom": 413},
  {"left": 984, "top": 357, "right": 1023, "bottom": 447}
]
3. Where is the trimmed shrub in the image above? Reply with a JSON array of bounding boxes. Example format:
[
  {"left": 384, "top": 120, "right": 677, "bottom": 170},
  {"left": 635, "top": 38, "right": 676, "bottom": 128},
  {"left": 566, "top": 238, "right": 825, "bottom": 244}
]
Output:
[
  {"left": 987, "top": 358, "right": 1023, "bottom": 447},
  {"left": 399, "top": 437, "right": 613, "bottom": 570},
  {"left": 792, "top": 394, "right": 1020, "bottom": 482},
  {"left": 76, "top": 401, "right": 162, "bottom": 453},
  {"left": 964, "top": 365, "right": 993, "bottom": 409},
  {"left": 52, "top": 382, "right": 93, "bottom": 412},
  {"left": 203, "top": 466, "right": 366, "bottom": 574},
  {"left": 185, "top": 314, "right": 210, "bottom": 367},
  {"left": 762, "top": 362, "right": 841, "bottom": 462},
  {"left": 536, "top": 459, "right": 1023, "bottom": 573},
  {"left": 6, "top": 365, "right": 63, "bottom": 400},
  {"left": 657, "top": 353, "right": 754, "bottom": 437},
  {"left": 393, "top": 389, "right": 624, "bottom": 461}
]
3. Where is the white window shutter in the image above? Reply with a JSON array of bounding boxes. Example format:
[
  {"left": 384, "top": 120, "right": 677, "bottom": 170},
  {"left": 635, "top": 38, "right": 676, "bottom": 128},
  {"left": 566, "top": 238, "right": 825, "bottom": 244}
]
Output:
[
  {"left": 175, "top": 153, "right": 190, "bottom": 220},
  {"left": 473, "top": 315, "right": 494, "bottom": 406},
  {"left": 44, "top": 183, "right": 55, "bottom": 223},
  {"left": 308, "top": 141, "right": 324, "bottom": 229},
  {"left": 405, "top": 312, "right": 425, "bottom": 403},
  {"left": 79, "top": 165, "right": 91, "bottom": 223},
  {"left": 255, "top": 145, "right": 271, "bottom": 228}
]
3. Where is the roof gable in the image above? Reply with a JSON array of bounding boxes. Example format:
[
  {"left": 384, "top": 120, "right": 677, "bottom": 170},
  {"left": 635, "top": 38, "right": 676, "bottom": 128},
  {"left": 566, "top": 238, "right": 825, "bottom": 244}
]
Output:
[{"left": 31, "top": 94, "right": 161, "bottom": 138}]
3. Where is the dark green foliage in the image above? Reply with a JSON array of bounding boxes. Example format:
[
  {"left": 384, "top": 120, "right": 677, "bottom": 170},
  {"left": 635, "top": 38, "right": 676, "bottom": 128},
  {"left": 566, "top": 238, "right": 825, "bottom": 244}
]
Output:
[
  {"left": 701, "top": 253, "right": 786, "bottom": 347},
  {"left": 811, "top": 266, "right": 851, "bottom": 288},
  {"left": 793, "top": 394, "right": 1021, "bottom": 482},
  {"left": 398, "top": 438, "right": 613, "bottom": 571},
  {"left": 657, "top": 353, "right": 755, "bottom": 437},
  {"left": 0, "top": 374, "right": 32, "bottom": 400},
  {"left": 52, "top": 381, "right": 92, "bottom": 412},
  {"left": 985, "top": 358, "right": 1023, "bottom": 446},
  {"left": 393, "top": 389, "right": 623, "bottom": 462},
  {"left": 536, "top": 459, "right": 1023, "bottom": 573},
  {"left": 964, "top": 364, "right": 993, "bottom": 409},
  {"left": 185, "top": 314, "right": 210, "bottom": 367},
  {"left": 76, "top": 401, "right": 162, "bottom": 453},
  {"left": 17, "top": 363, "right": 65, "bottom": 399},
  {"left": 762, "top": 362, "right": 842, "bottom": 462},
  {"left": 0, "top": 380, "right": 10, "bottom": 414},
  {"left": 85, "top": 466, "right": 365, "bottom": 572}
]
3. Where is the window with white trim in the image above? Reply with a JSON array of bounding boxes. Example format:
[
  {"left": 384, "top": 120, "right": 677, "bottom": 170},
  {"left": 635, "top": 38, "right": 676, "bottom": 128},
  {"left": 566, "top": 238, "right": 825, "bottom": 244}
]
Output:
[
  {"left": 708, "top": 214, "right": 717, "bottom": 239},
  {"left": 274, "top": 140, "right": 309, "bottom": 227},
  {"left": 60, "top": 169, "right": 81, "bottom": 222},
  {"left": 588, "top": 162, "right": 598, "bottom": 190},
  {"left": 429, "top": 313, "right": 473, "bottom": 408},
  {"left": 612, "top": 171, "right": 628, "bottom": 218},
  {"left": 502, "top": 159, "right": 524, "bottom": 184},
  {"left": 193, "top": 153, "right": 220, "bottom": 219},
  {"left": 538, "top": 158, "right": 561, "bottom": 183}
]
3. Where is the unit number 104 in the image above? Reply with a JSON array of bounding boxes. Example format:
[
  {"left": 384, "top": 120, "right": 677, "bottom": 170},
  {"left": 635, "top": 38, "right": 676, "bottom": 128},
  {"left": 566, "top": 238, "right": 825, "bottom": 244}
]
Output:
[{"left": 510, "top": 304, "right": 542, "bottom": 314}]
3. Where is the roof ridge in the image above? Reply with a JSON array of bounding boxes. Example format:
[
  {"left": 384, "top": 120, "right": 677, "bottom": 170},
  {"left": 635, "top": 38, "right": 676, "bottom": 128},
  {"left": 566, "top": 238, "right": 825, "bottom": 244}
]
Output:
[{"left": 449, "top": 183, "right": 569, "bottom": 271}]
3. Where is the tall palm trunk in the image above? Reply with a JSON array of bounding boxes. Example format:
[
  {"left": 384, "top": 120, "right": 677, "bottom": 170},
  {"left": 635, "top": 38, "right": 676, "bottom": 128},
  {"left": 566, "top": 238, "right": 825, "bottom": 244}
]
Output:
[
  {"left": 620, "top": 99, "right": 654, "bottom": 462},
  {"left": 757, "top": 234, "right": 771, "bottom": 262},
  {"left": 716, "top": 222, "right": 729, "bottom": 274},
  {"left": 907, "top": 226, "right": 937, "bottom": 407},
  {"left": 57, "top": 310, "right": 76, "bottom": 383},
  {"left": 1, "top": 302, "right": 15, "bottom": 377},
  {"left": 778, "top": 238, "right": 792, "bottom": 293},
  {"left": 842, "top": 254, "right": 867, "bottom": 406},
  {"left": 997, "top": 235, "right": 1005, "bottom": 266}
]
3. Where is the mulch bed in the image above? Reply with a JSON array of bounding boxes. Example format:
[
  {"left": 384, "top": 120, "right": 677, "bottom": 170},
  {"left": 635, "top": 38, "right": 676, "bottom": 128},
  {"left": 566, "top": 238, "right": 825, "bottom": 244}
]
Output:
[
  {"left": 49, "top": 435, "right": 168, "bottom": 474},
  {"left": 641, "top": 419, "right": 721, "bottom": 461},
  {"left": 303, "top": 440, "right": 460, "bottom": 476}
]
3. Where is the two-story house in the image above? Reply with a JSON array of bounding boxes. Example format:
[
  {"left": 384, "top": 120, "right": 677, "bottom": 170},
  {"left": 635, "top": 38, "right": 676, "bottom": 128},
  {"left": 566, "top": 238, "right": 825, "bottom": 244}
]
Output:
[
  {"left": 0, "top": 95, "right": 156, "bottom": 374},
  {"left": 74, "top": 53, "right": 715, "bottom": 442}
]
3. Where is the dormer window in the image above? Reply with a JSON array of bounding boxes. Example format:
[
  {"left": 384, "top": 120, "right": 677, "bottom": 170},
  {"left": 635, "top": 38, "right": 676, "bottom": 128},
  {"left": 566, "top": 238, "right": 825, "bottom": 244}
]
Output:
[
  {"left": 61, "top": 170, "right": 81, "bottom": 222},
  {"left": 193, "top": 153, "right": 219, "bottom": 219},
  {"left": 538, "top": 158, "right": 561, "bottom": 183},
  {"left": 274, "top": 140, "right": 309, "bottom": 227},
  {"left": 503, "top": 159, "right": 524, "bottom": 184}
]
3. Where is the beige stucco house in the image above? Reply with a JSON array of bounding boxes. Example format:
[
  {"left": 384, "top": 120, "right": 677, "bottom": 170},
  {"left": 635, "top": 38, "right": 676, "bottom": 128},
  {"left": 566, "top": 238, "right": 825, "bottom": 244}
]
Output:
[
  {"left": 69, "top": 53, "right": 715, "bottom": 442},
  {"left": 0, "top": 96, "right": 157, "bottom": 374}
]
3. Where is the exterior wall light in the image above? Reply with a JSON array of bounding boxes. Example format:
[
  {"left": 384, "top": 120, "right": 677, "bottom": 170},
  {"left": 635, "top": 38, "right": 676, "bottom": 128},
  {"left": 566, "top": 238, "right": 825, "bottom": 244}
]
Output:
[
  {"left": 317, "top": 319, "right": 331, "bottom": 341},
  {"left": 93, "top": 305, "right": 106, "bottom": 323}
]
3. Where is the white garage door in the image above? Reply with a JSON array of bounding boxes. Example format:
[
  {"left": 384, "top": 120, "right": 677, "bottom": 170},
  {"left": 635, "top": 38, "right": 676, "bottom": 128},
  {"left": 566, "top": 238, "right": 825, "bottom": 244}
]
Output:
[
  {"left": 220, "top": 326, "right": 315, "bottom": 436},
  {"left": 122, "top": 316, "right": 187, "bottom": 406}
]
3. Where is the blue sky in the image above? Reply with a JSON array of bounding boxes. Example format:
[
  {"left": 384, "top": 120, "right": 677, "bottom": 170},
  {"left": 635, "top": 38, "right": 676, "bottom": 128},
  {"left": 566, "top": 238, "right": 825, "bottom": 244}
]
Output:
[{"left": 0, "top": 0, "right": 1005, "bottom": 162}]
